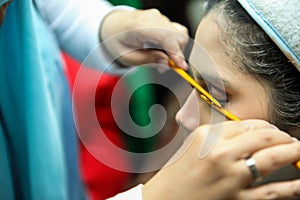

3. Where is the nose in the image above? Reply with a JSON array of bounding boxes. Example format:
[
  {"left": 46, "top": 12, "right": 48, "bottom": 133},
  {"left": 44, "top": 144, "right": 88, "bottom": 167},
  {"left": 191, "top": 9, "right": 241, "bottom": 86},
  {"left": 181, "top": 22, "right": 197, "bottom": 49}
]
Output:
[{"left": 176, "top": 89, "right": 201, "bottom": 132}]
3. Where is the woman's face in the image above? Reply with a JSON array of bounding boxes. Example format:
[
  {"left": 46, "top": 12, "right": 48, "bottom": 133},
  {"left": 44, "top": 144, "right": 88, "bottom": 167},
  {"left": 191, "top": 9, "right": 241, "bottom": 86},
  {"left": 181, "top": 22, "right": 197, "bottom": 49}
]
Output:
[{"left": 176, "top": 15, "right": 270, "bottom": 131}]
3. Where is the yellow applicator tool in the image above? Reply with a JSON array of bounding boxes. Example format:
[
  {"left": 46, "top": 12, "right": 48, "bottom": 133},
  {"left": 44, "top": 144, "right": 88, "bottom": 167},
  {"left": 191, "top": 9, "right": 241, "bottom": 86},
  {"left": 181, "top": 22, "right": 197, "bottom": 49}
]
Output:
[
  {"left": 168, "top": 59, "right": 300, "bottom": 170},
  {"left": 168, "top": 59, "right": 240, "bottom": 121}
]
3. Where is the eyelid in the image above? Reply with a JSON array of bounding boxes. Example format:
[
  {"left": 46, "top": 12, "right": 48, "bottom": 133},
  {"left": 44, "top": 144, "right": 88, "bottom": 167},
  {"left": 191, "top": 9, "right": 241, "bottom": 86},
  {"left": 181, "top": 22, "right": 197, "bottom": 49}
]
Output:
[
  {"left": 195, "top": 78, "right": 228, "bottom": 107},
  {"left": 172, "top": 60, "right": 240, "bottom": 121},
  {"left": 169, "top": 59, "right": 222, "bottom": 108},
  {"left": 208, "top": 83, "right": 226, "bottom": 98},
  {"left": 194, "top": 73, "right": 226, "bottom": 95}
]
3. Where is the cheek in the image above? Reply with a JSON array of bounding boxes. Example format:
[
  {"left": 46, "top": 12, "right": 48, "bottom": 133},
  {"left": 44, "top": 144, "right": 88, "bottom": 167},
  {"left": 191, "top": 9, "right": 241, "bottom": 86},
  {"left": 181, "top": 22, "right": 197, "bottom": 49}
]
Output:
[
  {"left": 228, "top": 94, "right": 270, "bottom": 121},
  {"left": 197, "top": 102, "right": 213, "bottom": 125},
  {"left": 176, "top": 90, "right": 201, "bottom": 131}
]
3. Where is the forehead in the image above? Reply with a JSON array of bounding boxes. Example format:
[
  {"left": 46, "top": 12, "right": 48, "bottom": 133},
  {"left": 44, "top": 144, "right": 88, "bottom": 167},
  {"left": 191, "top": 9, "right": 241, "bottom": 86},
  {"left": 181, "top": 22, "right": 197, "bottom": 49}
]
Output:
[
  {"left": 189, "top": 14, "right": 271, "bottom": 122},
  {"left": 192, "top": 14, "right": 234, "bottom": 72},
  {"left": 190, "top": 14, "right": 266, "bottom": 92}
]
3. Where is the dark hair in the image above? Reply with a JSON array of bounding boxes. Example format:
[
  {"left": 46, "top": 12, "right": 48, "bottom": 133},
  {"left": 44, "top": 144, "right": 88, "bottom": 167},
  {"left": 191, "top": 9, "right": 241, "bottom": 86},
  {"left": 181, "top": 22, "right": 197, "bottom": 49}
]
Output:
[{"left": 204, "top": 0, "right": 300, "bottom": 133}]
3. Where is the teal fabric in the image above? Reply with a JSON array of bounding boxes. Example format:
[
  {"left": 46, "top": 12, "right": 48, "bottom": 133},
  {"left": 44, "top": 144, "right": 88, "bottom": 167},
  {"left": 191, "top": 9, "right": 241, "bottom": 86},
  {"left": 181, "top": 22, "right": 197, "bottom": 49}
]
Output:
[
  {"left": 0, "top": 0, "right": 86, "bottom": 199},
  {"left": 0, "top": 118, "right": 15, "bottom": 200},
  {"left": 0, "top": 0, "right": 9, "bottom": 6}
]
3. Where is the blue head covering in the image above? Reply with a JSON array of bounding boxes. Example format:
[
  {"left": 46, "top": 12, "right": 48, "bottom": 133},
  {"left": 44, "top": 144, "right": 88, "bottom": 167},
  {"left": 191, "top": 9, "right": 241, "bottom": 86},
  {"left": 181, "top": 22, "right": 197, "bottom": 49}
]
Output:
[
  {"left": 238, "top": 0, "right": 300, "bottom": 71},
  {"left": 0, "top": 0, "right": 86, "bottom": 199}
]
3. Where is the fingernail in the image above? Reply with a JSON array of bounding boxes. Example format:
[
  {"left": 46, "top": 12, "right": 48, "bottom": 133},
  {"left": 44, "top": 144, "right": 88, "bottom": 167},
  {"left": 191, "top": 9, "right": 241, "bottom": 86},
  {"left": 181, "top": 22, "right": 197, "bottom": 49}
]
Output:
[
  {"left": 292, "top": 137, "right": 299, "bottom": 142},
  {"left": 181, "top": 60, "right": 188, "bottom": 70}
]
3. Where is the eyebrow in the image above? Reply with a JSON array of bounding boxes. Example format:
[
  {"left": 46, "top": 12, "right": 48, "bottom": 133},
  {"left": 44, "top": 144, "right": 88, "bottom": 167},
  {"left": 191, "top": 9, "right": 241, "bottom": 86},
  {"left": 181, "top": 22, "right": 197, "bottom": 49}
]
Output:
[{"left": 193, "top": 73, "right": 234, "bottom": 90}]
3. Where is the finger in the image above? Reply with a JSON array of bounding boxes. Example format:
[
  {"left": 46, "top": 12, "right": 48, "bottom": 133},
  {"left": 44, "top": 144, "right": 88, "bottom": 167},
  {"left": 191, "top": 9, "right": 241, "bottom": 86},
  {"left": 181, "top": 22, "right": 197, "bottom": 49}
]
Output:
[
  {"left": 192, "top": 120, "right": 278, "bottom": 158},
  {"left": 211, "top": 119, "right": 275, "bottom": 139},
  {"left": 237, "top": 179, "right": 300, "bottom": 199},
  {"left": 162, "top": 35, "right": 189, "bottom": 70},
  {"left": 239, "top": 119, "right": 278, "bottom": 134},
  {"left": 117, "top": 49, "right": 169, "bottom": 67},
  {"left": 253, "top": 141, "right": 300, "bottom": 177},
  {"left": 190, "top": 121, "right": 253, "bottom": 159},
  {"left": 140, "top": 36, "right": 189, "bottom": 70},
  {"left": 138, "top": 28, "right": 189, "bottom": 70},
  {"left": 128, "top": 10, "right": 189, "bottom": 70},
  {"left": 228, "top": 128, "right": 293, "bottom": 159}
]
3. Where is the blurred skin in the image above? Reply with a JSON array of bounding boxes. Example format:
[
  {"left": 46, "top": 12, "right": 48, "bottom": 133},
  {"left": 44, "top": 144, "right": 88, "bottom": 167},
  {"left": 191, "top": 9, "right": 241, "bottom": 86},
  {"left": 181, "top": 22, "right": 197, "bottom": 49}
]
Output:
[
  {"left": 100, "top": 9, "right": 189, "bottom": 69},
  {"left": 0, "top": 1, "right": 10, "bottom": 26},
  {"left": 142, "top": 14, "right": 300, "bottom": 200}
]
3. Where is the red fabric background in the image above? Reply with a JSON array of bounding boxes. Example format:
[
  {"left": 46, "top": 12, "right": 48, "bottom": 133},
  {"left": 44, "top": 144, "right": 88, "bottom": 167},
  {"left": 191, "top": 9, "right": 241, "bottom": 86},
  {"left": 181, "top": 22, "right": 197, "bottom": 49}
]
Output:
[{"left": 63, "top": 53, "right": 132, "bottom": 200}]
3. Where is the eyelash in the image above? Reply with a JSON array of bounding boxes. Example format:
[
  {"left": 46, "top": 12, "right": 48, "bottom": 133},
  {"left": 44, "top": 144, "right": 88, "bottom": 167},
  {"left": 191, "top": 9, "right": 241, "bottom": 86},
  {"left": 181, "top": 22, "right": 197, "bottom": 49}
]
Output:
[
  {"left": 198, "top": 81, "right": 229, "bottom": 106},
  {"left": 188, "top": 65, "right": 230, "bottom": 106}
]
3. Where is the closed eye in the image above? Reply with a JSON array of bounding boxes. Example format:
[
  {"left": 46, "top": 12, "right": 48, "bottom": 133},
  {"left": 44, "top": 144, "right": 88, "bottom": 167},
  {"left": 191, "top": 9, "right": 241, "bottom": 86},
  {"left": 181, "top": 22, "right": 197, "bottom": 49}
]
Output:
[{"left": 196, "top": 78, "right": 228, "bottom": 107}]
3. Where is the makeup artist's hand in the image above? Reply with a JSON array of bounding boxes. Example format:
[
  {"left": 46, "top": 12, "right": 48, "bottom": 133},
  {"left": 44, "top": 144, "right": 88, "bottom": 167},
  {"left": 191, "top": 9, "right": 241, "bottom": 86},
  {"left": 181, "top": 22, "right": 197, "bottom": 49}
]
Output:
[
  {"left": 100, "top": 9, "right": 188, "bottom": 70},
  {"left": 142, "top": 120, "right": 300, "bottom": 200}
]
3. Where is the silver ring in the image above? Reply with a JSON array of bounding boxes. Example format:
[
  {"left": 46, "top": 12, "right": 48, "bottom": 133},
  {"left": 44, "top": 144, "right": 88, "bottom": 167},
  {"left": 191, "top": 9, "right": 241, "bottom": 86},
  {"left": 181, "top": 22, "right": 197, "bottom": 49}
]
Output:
[{"left": 245, "top": 157, "right": 262, "bottom": 182}]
